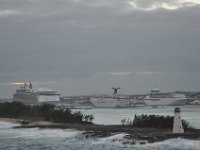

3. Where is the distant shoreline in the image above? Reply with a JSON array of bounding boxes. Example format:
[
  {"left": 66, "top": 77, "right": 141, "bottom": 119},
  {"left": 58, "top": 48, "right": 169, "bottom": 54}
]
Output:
[{"left": 1, "top": 117, "right": 200, "bottom": 144}]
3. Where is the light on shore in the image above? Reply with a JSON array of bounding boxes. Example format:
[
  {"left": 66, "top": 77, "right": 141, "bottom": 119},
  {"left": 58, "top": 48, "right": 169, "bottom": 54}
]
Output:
[{"left": 173, "top": 107, "right": 184, "bottom": 133}]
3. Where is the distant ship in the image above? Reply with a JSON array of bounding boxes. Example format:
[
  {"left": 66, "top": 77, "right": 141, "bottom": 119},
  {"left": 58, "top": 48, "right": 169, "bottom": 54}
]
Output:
[
  {"left": 144, "top": 88, "right": 187, "bottom": 106},
  {"left": 13, "top": 82, "right": 60, "bottom": 105},
  {"left": 90, "top": 88, "right": 130, "bottom": 108},
  {"left": 59, "top": 96, "right": 93, "bottom": 109}
]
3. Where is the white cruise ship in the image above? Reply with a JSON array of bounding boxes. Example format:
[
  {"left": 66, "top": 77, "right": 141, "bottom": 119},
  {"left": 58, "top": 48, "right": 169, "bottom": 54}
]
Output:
[
  {"left": 90, "top": 88, "right": 130, "bottom": 108},
  {"left": 144, "top": 88, "right": 187, "bottom": 106},
  {"left": 13, "top": 82, "right": 60, "bottom": 105}
]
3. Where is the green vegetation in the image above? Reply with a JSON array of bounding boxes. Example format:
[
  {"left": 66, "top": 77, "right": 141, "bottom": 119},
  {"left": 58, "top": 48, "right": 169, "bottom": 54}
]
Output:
[
  {"left": 0, "top": 102, "right": 94, "bottom": 124},
  {"left": 121, "top": 114, "right": 190, "bottom": 129}
]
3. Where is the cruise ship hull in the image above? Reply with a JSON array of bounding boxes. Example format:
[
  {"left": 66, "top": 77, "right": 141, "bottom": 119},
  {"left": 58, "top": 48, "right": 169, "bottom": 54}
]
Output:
[
  {"left": 144, "top": 88, "right": 187, "bottom": 106},
  {"left": 90, "top": 97, "right": 117, "bottom": 108},
  {"left": 115, "top": 99, "right": 130, "bottom": 108},
  {"left": 13, "top": 85, "right": 60, "bottom": 105},
  {"left": 90, "top": 97, "right": 130, "bottom": 108},
  {"left": 144, "top": 97, "right": 187, "bottom": 106}
]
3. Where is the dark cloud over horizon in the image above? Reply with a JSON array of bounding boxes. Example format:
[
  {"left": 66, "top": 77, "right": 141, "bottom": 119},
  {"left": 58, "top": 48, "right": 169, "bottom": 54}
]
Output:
[{"left": 0, "top": 0, "right": 200, "bottom": 98}]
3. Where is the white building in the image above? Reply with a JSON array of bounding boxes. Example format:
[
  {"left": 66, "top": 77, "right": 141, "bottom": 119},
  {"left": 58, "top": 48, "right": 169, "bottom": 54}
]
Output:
[{"left": 173, "top": 107, "right": 184, "bottom": 133}]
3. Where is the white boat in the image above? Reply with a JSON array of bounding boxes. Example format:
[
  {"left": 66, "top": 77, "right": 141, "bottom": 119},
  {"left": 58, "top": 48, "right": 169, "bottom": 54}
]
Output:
[
  {"left": 90, "top": 88, "right": 130, "bottom": 108},
  {"left": 13, "top": 82, "right": 60, "bottom": 105},
  {"left": 144, "top": 88, "right": 187, "bottom": 106}
]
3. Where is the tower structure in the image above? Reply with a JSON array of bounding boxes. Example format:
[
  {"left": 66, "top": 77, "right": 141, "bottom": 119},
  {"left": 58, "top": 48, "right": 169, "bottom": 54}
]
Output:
[
  {"left": 173, "top": 107, "right": 184, "bottom": 133},
  {"left": 112, "top": 87, "right": 120, "bottom": 97}
]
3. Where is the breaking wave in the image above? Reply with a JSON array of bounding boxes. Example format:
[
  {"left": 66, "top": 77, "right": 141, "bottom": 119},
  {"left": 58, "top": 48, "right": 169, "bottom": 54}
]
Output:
[{"left": 0, "top": 121, "right": 200, "bottom": 150}]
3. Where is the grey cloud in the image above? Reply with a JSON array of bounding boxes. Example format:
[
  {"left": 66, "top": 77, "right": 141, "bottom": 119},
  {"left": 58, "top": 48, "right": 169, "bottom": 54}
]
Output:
[
  {"left": 126, "top": 0, "right": 199, "bottom": 11},
  {"left": 0, "top": 0, "right": 200, "bottom": 97}
]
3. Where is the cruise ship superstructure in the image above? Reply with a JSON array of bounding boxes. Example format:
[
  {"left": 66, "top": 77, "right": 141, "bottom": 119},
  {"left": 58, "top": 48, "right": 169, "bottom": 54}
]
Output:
[
  {"left": 144, "top": 88, "right": 187, "bottom": 106},
  {"left": 90, "top": 88, "right": 130, "bottom": 108},
  {"left": 13, "top": 82, "right": 60, "bottom": 105}
]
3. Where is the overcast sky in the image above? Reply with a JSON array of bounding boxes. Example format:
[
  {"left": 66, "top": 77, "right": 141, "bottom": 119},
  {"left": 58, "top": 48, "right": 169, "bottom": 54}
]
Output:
[{"left": 0, "top": 0, "right": 200, "bottom": 98}]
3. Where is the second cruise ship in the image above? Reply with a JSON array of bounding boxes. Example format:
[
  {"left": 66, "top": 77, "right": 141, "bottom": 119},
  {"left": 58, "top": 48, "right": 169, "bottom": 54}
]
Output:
[
  {"left": 90, "top": 88, "right": 130, "bottom": 108},
  {"left": 144, "top": 88, "right": 187, "bottom": 106}
]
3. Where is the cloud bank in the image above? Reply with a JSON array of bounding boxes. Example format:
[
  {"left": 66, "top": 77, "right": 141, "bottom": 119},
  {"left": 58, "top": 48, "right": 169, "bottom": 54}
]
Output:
[
  {"left": 127, "top": 0, "right": 200, "bottom": 11},
  {"left": 0, "top": 0, "right": 200, "bottom": 97}
]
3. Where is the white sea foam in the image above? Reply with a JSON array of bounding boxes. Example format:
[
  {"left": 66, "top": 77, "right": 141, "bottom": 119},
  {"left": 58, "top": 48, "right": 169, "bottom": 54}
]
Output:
[
  {"left": 133, "top": 138, "right": 200, "bottom": 150},
  {"left": 92, "top": 133, "right": 129, "bottom": 146},
  {"left": 91, "top": 133, "right": 200, "bottom": 149},
  {"left": 1, "top": 106, "right": 200, "bottom": 150},
  {"left": 0, "top": 123, "right": 200, "bottom": 150},
  {"left": 100, "top": 133, "right": 128, "bottom": 141},
  {"left": 11, "top": 128, "right": 83, "bottom": 139},
  {"left": 0, "top": 121, "right": 19, "bottom": 129}
]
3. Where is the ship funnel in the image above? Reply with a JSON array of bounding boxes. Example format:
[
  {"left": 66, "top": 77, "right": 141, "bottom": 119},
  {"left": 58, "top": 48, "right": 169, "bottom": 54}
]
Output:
[{"left": 112, "top": 87, "right": 120, "bottom": 96}]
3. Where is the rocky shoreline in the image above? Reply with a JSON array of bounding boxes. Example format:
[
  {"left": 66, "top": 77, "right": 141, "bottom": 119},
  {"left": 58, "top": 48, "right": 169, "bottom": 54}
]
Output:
[{"left": 4, "top": 118, "right": 200, "bottom": 144}]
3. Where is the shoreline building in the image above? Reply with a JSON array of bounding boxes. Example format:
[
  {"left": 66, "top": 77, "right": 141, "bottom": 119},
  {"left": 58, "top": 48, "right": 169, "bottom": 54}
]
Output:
[{"left": 173, "top": 107, "right": 184, "bottom": 133}]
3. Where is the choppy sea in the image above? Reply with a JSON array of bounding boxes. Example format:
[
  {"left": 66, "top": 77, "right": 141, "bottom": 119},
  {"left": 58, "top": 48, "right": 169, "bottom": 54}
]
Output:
[{"left": 0, "top": 105, "right": 200, "bottom": 150}]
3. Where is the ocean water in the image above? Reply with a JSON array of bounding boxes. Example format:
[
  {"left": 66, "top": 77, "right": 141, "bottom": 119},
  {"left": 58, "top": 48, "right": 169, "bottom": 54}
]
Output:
[
  {"left": 76, "top": 105, "right": 200, "bottom": 128},
  {"left": 0, "top": 105, "right": 200, "bottom": 150}
]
